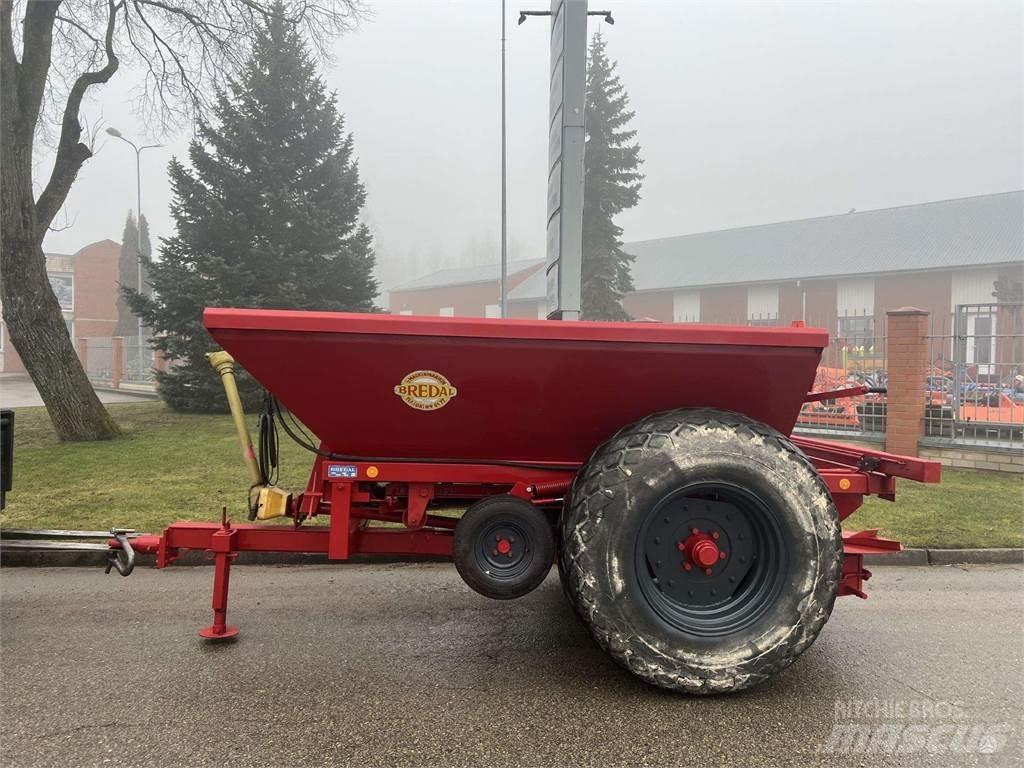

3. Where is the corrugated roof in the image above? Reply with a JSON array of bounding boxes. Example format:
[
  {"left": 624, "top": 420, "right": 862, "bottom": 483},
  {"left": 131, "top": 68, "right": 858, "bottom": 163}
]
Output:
[
  {"left": 390, "top": 258, "right": 545, "bottom": 292},
  {"left": 509, "top": 191, "right": 1023, "bottom": 301}
]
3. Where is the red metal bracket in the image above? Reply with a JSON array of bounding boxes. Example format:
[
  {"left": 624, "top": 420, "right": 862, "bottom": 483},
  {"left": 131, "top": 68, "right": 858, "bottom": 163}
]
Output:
[{"left": 839, "top": 529, "right": 902, "bottom": 600}]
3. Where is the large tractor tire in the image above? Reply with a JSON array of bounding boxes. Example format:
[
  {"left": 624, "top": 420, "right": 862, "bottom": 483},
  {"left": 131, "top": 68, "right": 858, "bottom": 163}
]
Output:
[{"left": 559, "top": 408, "right": 842, "bottom": 694}]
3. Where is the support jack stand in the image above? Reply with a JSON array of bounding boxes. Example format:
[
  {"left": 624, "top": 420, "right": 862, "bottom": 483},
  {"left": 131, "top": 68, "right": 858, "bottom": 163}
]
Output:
[{"left": 199, "top": 509, "right": 240, "bottom": 640}]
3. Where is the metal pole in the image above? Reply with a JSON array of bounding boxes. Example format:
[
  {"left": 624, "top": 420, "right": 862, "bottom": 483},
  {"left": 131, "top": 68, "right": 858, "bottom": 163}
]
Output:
[
  {"left": 135, "top": 145, "right": 143, "bottom": 347},
  {"left": 500, "top": 0, "right": 508, "bottom": 318}
]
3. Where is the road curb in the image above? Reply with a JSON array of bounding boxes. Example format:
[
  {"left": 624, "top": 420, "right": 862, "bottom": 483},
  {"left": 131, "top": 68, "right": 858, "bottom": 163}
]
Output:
[
  {"left": 3, "top": 546, "right": 1022, "bottom": 568},
  {"left": 864, "top": 548, "right": 1024, "bottom": 566}
]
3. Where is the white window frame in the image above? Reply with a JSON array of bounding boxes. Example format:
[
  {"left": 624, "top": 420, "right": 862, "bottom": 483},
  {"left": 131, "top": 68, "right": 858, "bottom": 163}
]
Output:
[
  {"left": 398, "top": 310, "right": 413, "bottom": 316},
  {"left": 439, "top": 307, "right": 455, "bottom": 317},
  {"left": 837, "top": 277, "right": 875, "bottom": 317},
  {"left": 536, "top": 303, "right": 548, "bottom": 320},
  {"left": 484, "top": 304, "right": 500, "bottom": 318},
  {"left": 672, "top": 290, "right": 700, "bottom": 323},
  {"left": 747, "top": 285, "right": 779, "bottom": 325}
]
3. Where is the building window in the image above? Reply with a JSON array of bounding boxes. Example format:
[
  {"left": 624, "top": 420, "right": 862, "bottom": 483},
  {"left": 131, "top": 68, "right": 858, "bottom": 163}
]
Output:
[
  {"left": 439, "top": 307, "right": 455, "bottom": 317},
  {"left": 747, "top": 285, "right": 778, "bottom": 326},
  {"left": 837, "top": 315, "right": 874, "bottom": 349},
  {"left": 484, "top": 304, "right": 500, "bottom": 318},
  {"left": 398, "top": 310, "right": 413, "bottom": 316},
  {"left": 673, "top": 290, "right": 700, "bottom": 323},
  {"left": 49, "top": 273, "right": 74, "bottom": 311},
  {"left": 837, "top": 277, "right": 874, "bottom": 317}
]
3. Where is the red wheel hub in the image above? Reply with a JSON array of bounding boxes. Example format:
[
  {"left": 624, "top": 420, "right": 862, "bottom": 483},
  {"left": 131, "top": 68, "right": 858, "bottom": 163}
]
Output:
[
  {"left": 496, "top": 537, "right": 512, "bottom": 555},
  {"left": 679, "top": 530, "right": 726, "bottom": 573},
  {"left": 691, "top": 539, "right": 719, "bottom": 568}
]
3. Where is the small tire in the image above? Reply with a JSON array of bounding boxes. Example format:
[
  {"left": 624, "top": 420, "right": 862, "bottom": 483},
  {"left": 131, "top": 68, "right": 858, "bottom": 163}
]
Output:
[
  {"left": 455, "top": 495, "right": 555, "bottom": 600},
  {"left": 559, "top": 408, "right": 842, "bottom": 694}
]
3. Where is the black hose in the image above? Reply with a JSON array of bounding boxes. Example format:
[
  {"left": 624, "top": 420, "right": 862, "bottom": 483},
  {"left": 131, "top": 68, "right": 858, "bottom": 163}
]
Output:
[{"left": 257, "top": 395, "right": 279, "bottom": 486}]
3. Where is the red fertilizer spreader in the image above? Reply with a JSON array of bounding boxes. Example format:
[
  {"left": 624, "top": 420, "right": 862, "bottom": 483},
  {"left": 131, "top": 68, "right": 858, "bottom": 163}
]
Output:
[{"left": 108, "top": 309, "right": 939, "bottom": 694}]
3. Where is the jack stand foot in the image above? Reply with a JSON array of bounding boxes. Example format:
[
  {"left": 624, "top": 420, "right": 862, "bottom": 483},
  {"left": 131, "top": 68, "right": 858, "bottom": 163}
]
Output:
[{"left": 199, "top": 625, "right": 239, "bottom": 640}]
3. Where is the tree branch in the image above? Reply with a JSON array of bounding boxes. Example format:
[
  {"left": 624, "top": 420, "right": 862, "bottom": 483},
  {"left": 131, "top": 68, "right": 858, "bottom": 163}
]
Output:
[{"left": 35, "top": 0, "right": 122, "bottom": 235}]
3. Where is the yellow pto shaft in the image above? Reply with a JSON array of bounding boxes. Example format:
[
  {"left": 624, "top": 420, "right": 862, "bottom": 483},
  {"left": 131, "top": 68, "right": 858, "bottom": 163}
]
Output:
[{"left": 206, "top": 351, "right": 262, "bottom": 487}]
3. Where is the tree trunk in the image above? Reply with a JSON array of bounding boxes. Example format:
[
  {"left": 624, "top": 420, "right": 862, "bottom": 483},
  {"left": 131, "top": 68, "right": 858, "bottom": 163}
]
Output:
[{"left": 1, "top": 14, "right": 120, "bottom": 441}]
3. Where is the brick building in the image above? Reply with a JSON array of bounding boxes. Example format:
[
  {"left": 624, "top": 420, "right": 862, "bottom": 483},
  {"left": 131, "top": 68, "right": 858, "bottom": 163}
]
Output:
[
  {"left": 1, "top": 239, "right": 121, "bottom": 373},
  {"left": 388, "top": 192, "right": 1023, "bottom": 342},
  {"left": 389, "top": 258, "right": 545, "bottom": 318}
]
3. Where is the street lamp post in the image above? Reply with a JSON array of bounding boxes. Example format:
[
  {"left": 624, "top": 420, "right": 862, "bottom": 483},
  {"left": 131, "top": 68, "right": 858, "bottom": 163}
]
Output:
[{"left": 106, "top": 127, "right": 162, "bottom": 346}]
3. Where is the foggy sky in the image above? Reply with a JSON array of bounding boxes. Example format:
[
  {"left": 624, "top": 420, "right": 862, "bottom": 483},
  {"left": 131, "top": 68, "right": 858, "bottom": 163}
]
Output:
[{"left": 38, "top": 0, "right": 1023, "bottom": 293}]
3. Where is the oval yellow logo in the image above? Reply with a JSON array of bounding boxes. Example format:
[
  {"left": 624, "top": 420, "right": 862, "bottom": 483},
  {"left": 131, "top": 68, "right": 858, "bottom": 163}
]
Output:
[{"left": 394, "top": 370, "right": 458, "bottom": 411}]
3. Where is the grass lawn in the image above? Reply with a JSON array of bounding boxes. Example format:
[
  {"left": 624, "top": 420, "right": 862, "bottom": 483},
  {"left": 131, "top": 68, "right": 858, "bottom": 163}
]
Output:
[{"left": 3, "top": 402, "right": 1021, "bottom": 548}]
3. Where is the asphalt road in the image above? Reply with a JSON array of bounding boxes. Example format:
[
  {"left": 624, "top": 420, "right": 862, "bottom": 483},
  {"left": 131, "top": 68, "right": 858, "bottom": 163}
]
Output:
[{"left": 1, "top": 564, "right": 1021, "bottom": 767}]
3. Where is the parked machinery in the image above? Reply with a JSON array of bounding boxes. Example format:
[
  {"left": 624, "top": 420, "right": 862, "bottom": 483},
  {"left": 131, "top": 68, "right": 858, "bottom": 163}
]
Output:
[{"left": 107, "top": 309, "right": 939, "bottom": 694}]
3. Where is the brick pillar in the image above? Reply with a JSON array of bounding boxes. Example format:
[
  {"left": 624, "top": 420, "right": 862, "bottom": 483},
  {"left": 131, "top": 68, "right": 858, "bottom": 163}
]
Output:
[
  {"left": 885, "top": 308, "right": 929, "bottom": 457},
  {"left": 111, "top": 336, "right": 124, "bottom": 389}
]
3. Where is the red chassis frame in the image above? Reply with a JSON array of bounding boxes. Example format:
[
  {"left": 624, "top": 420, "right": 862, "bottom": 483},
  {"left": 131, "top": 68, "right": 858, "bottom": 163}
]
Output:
[{"left": 116, "top": 437, "right": 940, "bottom": 639}]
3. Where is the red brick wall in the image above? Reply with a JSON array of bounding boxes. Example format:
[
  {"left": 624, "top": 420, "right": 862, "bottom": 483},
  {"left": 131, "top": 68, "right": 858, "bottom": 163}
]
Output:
[
  {"left": 874, "top": 272, "right": 950, "bottom": 332},
  {"left": 507, "top": 300, "right": 543, "bottom": 319},
  {"left": 70, "top": 239, "right": 120, "bottom": 337},
  {"left": 386, "top": 268, "right": 957, "bottom": 338},
  {"left": 1, "top": 240, "right": 120, "bottom": 372},
  {"left": 623, "top": 292, "right": 673, "bottom": 321},
  {"left": 389, "top": 264, "right": 543, "bottom": 317},
  {"left": 699, "top": 285, "right": 747, "bottom": 325}
]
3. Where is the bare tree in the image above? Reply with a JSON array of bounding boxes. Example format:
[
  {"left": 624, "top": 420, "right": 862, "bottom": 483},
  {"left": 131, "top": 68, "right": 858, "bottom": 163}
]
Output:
[{"left": 0, "top": 0, "right": 362, "bottom": 441}]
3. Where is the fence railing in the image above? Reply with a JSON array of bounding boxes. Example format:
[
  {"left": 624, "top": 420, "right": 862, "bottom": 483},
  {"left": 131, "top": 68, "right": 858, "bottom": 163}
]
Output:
[
  {"left": 77, "top": 336, "right": 162, "bottom": 391},
  {"left": 792, "top": 305, "right": 1024, "bottom": 449},
  {"left": 923, "top": 303, "right": 1023, "bottom": 447},
  {"left": 795, "top": 311, "right": 888, "bottom": 439}
]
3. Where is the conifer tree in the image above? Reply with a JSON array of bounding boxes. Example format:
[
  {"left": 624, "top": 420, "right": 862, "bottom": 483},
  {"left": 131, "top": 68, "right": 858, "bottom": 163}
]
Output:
[
  {"left": 129, "top": 7, "right": 377, "bottom": 411},
  {"left": 115, "top": 211, "right": 152, "bottom": 337},
  {"left": 581, "top": 32, "right": 643, "bottom": 321}
]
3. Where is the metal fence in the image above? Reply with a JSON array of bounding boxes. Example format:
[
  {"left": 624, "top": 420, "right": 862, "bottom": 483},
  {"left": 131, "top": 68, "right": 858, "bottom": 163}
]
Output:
[
  {"left": 77, "top": 335, "right": 158, "bottom": 391},
  {"left": 790, "top": 304, "right": 1024, "bottom": 449},
  {"left": 924, "top": 303, "right": 1023, "bottom": 447},
  {"left": 795, "top": 311, "right": 888, "bottom": 439}
]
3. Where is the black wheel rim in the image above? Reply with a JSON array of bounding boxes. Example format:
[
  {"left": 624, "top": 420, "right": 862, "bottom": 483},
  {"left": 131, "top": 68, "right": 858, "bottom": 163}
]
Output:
[
  {"left": 474, "top": 520, "right": 534, "bottom": 580},
  {"left": 634, "top": 482, "right": 788, "bottom": 638}
]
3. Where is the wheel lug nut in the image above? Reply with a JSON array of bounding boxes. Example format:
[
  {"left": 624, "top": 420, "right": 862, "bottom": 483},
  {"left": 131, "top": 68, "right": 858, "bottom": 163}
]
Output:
[
  {"left": 691, "top": 528, "right": 699, "bottom": 535},
  {"left": 704, "top": 568, "right": 713, "bottom": 576},
  {"left": 711, "top": 531, "right": 720, "bottom": 540},
  {"left": 676, "top": 541, "right": 685, "bottom": 551},
  {"left": 719, "top": 551, "right": 727, "bottom": 560},
  {"left": 683, "top": 562, "right": 692, "bottom": 571},
  {"left": 492, "top": 549, "right": 499, "bottom": 556}
]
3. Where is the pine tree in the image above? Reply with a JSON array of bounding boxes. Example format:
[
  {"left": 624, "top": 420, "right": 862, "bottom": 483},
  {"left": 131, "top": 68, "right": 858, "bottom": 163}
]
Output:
[
  {"left": 115, "top": 211, "right": 153, "bottom": 337},
  {"left": 581, "top": 32, "right": 643, "bottom": 321},
  {"left": 128, "top": 7, "right": 378, "bottom": 412},
  {"left": 114, "top": 212, "right": 139, "bottom": 336}
]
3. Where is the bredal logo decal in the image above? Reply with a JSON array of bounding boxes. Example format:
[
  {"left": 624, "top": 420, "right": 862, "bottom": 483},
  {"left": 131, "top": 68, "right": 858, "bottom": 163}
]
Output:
[{"left": 394, "top": 370, "right": 458, "bottom": 411}]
